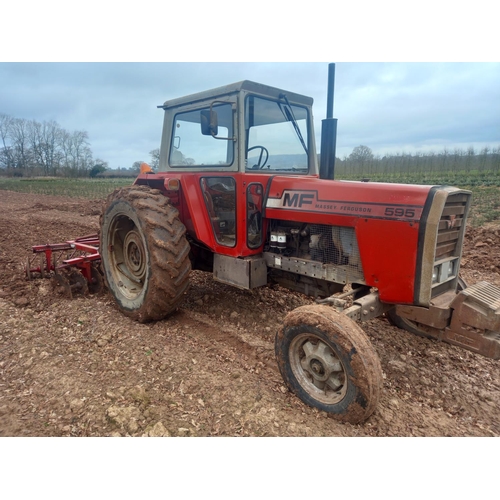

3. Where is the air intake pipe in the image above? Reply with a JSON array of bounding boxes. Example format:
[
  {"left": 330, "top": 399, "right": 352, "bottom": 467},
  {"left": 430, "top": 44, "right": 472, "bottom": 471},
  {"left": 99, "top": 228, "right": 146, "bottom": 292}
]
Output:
[{"left": 319, "top": 63, "right": 338, "bottom": 180}]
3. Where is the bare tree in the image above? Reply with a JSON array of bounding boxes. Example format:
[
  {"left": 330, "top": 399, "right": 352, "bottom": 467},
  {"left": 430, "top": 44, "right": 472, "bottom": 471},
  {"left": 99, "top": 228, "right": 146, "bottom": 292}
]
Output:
[
  {"left": 0, "top": 113, "right": 15, "bottom": 170},
  {"left": 465, "top": 146, "right": 475, "bottom": 171},
  {"left": 149, "top": 148, "right": 160, "bottom": 169},
  {"left": 68, "top": 130, "right": 93, "bottom": 175},
  {"left": 348, "top": 145, "right": 374, "bottom": 166},
  {"left": 480, "top": 146, "right": 490, "bottom": 171},
  {"left": 10, "top": 118, "right": 32, "bottom": 174},
  {"left": 29, "top": 119, "right": 63, "bottom": 176},
  {"left": 1, "top": 112, "right": 104, "bottom": 177},
  {"left": 132, "top": 161, "right": 143, "bottom": 174}
]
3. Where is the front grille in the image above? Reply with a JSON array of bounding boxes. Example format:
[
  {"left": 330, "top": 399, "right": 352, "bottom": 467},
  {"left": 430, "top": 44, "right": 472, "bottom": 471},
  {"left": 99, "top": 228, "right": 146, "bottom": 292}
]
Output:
[
  {"left": 431, "top": 191, "right": 471, "bottom": 299},
  {"left": 435, "top": 192, "right": 469, "bottom": 260}
]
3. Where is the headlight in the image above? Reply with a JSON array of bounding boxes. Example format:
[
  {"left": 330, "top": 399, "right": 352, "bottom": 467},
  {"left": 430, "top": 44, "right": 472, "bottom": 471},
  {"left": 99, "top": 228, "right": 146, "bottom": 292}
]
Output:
[
  {"left": 446, "top": 260, "right": 455, "bottom": 277},
  {"left": 432, "top": 259, "right": 458, "bottom": 285},
  {"left": 432, "top": 266, "right": 439, "bottom": 284}
]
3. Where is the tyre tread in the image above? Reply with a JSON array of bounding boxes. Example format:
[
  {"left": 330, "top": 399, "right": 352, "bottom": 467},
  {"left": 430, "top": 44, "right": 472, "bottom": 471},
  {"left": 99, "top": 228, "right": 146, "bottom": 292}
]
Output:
[
  {"left": 100, "top": 185, "right": 191, "bottom": 322},
  {"left": 276, "top": 304, "right": 383, "bottom": 424}
]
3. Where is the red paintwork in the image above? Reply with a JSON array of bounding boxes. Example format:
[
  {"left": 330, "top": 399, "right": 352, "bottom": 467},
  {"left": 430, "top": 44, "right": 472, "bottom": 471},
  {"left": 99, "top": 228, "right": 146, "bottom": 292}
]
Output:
[
  {"left": 265, "top": 176, "right": 432, "bottom": 304},
  {"left": 137, "top": 172, "right": 273, "bottom": 257},
  {"left": 135, "top": 172, "right": 435, "bottom": 305}
]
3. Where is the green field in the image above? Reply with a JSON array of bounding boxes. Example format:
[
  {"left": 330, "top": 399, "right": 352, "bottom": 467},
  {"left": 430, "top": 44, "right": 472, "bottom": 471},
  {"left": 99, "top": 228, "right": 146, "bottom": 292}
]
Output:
[
  {"left": 341, "top": 169, "right": 500, "bottom": 187},
  {"left": 0, "top": 177, "right": 132, "bottom": 199},
  {"left": 0, "top": 175, "right": 499, "bottom": 227}
]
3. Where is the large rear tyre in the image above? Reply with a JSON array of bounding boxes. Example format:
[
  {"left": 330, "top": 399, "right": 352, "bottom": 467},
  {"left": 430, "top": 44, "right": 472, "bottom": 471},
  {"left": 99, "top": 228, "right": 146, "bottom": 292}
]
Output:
[
  {"left": 100, "top": 185, "right": 191, "bottom": 322},
  {"left": 275, "top": 305, "right": 383, "bottom": 424}
]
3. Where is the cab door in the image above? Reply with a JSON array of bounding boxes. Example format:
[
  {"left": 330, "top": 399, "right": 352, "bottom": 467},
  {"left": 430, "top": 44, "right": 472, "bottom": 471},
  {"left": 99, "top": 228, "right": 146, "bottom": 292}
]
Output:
[
  {"left": 246, "top": 182, "right": 264, "bottom": 250},
  {"left": 200, "top": 176, "right": 237, "bottom": 248}
]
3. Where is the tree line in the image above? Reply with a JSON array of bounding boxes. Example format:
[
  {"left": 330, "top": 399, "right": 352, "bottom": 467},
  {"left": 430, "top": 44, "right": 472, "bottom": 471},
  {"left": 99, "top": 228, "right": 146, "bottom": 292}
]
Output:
[
  {"left": 338, "top": 144, "right": 500, "bottom": 177},
  {"left": 2, "top": 111, "right": 499, "bottom": 182},
  {"left": 0, "top": 113, "right": 108, "bottom": 177}
]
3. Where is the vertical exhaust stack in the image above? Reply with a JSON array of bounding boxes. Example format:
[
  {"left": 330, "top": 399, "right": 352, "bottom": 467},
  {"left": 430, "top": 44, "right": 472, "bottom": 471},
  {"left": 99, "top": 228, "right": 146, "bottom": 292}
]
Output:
[{"left": 319, "top": 63, "right": 338, "bottom": 180}]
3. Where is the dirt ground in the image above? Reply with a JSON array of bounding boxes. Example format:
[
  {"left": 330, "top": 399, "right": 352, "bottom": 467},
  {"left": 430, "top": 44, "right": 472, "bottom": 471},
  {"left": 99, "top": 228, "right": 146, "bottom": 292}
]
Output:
[{"left": 0, "top": 190, "right": 499, "bottom": 437}]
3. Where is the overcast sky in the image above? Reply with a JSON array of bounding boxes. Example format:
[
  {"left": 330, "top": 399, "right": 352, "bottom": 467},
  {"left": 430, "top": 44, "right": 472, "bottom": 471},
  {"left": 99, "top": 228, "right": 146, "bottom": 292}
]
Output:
[
  {"left": 1, "top": 2, "right": 498, "bottom": 170},
  {"left": 1, "top": 62, "right": 498, "bottom": 169}
]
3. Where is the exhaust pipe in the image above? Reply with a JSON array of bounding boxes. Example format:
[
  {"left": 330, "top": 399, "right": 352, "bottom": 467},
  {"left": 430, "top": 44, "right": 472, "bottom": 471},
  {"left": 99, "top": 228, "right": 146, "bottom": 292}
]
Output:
[{"left": 319, "top": 63, "right": 338, "bottom": 180}]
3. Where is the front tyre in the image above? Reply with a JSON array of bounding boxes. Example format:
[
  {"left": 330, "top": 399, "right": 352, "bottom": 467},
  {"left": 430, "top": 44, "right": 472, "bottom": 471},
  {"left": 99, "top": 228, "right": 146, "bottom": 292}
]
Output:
[
  {"left": 100, "top": 185, "right": 191, "bottom": 322},
  {"left": 275, "top": 305, "right": 383, "bottom": 424}
]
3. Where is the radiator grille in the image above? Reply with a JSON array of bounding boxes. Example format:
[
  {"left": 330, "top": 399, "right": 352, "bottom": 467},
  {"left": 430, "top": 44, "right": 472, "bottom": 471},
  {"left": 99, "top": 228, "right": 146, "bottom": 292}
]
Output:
[
  {"left": 430, "top": 191, "right": 471, "bottom": 299},
  {"left": 435, "top": 192, "right": 469, "bottom": 260}
]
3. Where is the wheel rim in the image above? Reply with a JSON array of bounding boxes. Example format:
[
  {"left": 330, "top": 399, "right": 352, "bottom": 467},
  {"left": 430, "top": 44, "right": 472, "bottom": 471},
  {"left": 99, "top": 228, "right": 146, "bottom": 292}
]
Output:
[
  {"left": 289, "top": 333, "right": 347, "bottom": 405},
  {"left": 108, "top": 215, "right": 147, "bottom": 300},
  {"left": 123, "top": 230, "right": 146, "bottom": 280}
]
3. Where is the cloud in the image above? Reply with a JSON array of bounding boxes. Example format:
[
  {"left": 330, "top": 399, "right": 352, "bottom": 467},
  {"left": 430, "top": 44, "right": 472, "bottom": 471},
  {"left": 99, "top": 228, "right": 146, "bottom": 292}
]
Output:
[{"left": 0, "top": 62, "right": 498, "bottom": 168}]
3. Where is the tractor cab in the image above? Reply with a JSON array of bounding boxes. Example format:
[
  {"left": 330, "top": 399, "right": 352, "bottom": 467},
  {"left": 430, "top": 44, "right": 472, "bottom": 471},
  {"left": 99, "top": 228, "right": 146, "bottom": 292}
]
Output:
[
  {"left": 157, "top": 80, "right": 318, "bottom": 175},
  {"left": 145, "top": 82, "right": 322, "bottom": 271}
]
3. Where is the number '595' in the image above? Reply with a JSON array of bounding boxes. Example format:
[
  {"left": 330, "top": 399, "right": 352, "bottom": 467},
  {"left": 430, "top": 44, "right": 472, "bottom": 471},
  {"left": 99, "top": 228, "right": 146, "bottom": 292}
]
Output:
[{"left": 384, "top": 207, "right": 415, "bottom": 218}]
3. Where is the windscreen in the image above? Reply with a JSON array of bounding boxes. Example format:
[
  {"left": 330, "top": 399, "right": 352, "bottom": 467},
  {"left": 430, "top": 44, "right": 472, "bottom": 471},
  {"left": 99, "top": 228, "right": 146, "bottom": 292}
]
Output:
[{"left": 245, "top": 95, "right": 309, "bottom": 173}]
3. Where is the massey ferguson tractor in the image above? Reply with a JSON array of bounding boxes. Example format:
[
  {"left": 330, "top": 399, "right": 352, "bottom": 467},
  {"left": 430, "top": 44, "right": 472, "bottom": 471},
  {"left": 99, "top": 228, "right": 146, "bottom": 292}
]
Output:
[{"left": 28, "top": 64, "right": 500, "bottom": 424}]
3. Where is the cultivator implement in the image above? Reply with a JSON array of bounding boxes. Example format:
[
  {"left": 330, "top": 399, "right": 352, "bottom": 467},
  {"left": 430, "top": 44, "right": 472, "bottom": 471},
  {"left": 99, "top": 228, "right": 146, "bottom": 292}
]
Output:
[{"left": 26, "top": 234, "right": 104, "bottom": 298}]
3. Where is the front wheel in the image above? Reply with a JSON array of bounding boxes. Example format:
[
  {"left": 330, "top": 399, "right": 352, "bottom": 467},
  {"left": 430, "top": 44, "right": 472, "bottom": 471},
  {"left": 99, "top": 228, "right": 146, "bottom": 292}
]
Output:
[
  {"left": 275, "top": 305, "right": 383, "bottom": 424},
  {"left": 100, "top": 185, "right": 191, "bottom": 322}
]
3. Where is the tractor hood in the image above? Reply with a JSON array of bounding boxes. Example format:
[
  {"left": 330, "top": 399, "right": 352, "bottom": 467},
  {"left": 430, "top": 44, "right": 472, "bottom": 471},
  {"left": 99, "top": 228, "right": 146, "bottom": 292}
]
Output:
[
  {"left": 263, "top": 176, "right": 471, "bottom": 307},
  {"left": 264, "top": 176, "right": 433, "bottom": 224}
]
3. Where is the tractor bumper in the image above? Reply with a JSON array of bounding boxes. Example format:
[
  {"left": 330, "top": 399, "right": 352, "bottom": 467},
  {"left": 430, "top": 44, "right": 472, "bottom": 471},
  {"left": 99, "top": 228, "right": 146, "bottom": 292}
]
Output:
[
  {"left": 444, "top": 281, "right": 500, "bottom": 359},
  {"left": 393, "top": 281, "right": 500, "bottom": 360}
]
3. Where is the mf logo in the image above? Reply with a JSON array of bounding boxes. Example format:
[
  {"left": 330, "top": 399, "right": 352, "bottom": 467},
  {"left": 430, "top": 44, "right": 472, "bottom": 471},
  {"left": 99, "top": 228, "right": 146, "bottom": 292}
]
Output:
[{"left": 283, "top": 191, "right": 315, "bottom": 208}]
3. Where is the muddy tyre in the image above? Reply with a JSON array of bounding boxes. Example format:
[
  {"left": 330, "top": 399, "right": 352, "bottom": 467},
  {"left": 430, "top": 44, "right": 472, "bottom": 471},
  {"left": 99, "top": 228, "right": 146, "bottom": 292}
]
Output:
[
  {"left": 276, "top": 305, "right": 383, "bottom": 424},
  {"left": 100, "top": 185, "right": 191, "bottom": 322}
]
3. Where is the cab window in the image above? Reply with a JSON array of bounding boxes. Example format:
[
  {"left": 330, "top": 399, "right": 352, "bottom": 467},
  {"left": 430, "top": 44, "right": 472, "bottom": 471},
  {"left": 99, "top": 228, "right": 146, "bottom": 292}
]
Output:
[
  {"left": 170, "top": 103, "right": 234, "bottom": 167},
  {"left": 245, "top": 95, "right": 309, "bottom": 173}
]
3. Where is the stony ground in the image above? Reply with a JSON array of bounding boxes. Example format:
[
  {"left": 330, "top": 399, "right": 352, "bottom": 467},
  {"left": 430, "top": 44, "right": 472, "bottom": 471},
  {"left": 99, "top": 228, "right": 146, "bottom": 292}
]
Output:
[{"left": 1, "top": 190, "right": 499, "bottom": 437}]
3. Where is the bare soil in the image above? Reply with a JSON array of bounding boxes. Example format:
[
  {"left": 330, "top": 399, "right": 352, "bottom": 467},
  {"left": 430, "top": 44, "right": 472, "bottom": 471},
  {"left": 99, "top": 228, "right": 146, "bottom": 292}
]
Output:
[{"left": 1, "top": 190, "right": 499, "bottom": 437}]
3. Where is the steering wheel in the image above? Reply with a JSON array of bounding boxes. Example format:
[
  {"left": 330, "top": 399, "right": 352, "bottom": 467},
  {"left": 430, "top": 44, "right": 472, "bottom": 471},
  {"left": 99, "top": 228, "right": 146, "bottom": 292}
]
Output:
[{"left": 248, "top": 146, "right": 269, "bottom": 170}]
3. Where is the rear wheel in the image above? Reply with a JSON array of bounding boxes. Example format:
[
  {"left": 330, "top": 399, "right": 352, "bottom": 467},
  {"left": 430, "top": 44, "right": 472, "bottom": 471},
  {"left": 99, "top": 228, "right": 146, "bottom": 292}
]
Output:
[
  {"left": 275, "top": 305, "right": 383, "bottom": 423},
  {"left": 100, "top": 185, "right": 191, "bottom": 322}
]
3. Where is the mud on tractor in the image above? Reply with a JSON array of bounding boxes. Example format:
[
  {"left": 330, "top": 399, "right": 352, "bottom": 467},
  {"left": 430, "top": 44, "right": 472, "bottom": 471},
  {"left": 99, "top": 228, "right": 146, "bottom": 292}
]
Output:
[{"left": 28, "top": 64, "right": 500, "bottom": 423}]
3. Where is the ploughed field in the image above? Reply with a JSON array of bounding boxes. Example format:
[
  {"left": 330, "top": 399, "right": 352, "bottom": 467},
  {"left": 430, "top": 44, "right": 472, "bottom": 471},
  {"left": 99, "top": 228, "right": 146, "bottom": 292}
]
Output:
[{"left": 0, "top": 190, "right": 499, "bottom": 437}]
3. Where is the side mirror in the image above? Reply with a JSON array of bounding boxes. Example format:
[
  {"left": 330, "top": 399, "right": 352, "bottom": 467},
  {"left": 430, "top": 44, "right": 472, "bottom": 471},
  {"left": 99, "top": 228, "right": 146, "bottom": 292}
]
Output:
[{"left": 201, "top": 109, "right": 218, "bottom": 137}]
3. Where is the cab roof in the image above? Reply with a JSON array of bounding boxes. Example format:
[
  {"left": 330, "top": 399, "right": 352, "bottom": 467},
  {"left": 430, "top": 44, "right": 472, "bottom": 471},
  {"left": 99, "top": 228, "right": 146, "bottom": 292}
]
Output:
[{"left": 159, "top": 80, "right": 314, "bottom": 109}]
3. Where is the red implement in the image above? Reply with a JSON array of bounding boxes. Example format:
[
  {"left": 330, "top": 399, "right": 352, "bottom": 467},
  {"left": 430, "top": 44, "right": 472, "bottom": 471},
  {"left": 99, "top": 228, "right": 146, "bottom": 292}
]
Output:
[{"left": 26, "top": 234, "right": 101, "bottom": 287}]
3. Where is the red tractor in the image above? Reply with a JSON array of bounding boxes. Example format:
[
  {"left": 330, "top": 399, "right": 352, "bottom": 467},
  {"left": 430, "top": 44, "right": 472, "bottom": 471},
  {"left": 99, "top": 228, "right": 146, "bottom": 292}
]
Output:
[{"left": 54, "top": 65, "right": 500, "bottom": 423}]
